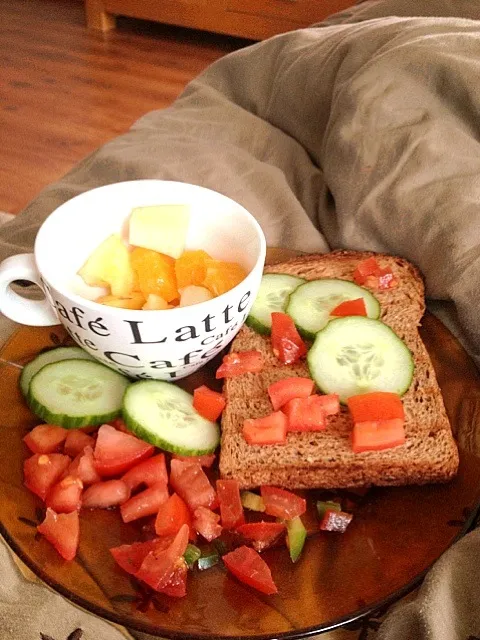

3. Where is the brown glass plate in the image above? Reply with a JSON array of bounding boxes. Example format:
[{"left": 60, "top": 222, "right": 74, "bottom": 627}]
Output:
[{"left": 1, "top": 248, "right": 480, "bottom": 639}]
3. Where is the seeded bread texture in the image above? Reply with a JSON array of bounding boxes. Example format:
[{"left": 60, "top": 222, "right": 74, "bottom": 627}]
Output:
[{"left": 219, "top": 251, "right": 460, "bottom": 489}]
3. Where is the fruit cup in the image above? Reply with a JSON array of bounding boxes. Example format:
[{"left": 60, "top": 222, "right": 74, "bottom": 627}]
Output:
[{"left": 0, "top": 180, "right": 266, "bottom": 380}]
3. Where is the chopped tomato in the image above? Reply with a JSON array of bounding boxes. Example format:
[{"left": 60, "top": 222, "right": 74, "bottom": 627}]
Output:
[
  {"left": 23, "top": 425, "right": 68, "bottom": 454},
  {"left": 352, "top": 419, "right": 406, "bottom": 453},
  {"left": 260, "top": 486, "right": 306, "bottom": 520},
  {"left": 330, "top": 298, "right": 367, "bottom": 317},
  {"left": 216, "top": 351, "right": 263, "bottom": 379},
  {"left": 192, "top": 506, "right": 222, "bottom": 541},
  {"left": 93, "top": 424, "right": 154, "bottom": 477},
  {"left": 193, "top": 385, "right": 226, "bottom": 422},
  {"left": 63, "top": 430, "right": 95, "bottom": 458},
  {"left": 24, "top": 453, "right": 71, "bottom": 501},
  {"left": 172, "top": 453, "right": 216, "bottom": 468},
  {"left": 347, "top": 391, "right": 404, "bottom": 422},
  {"left": 135, "top": 524, "right": 189, "bottom": 591},
  {"left": 169, "top": 459, "right": 218, "bottom": 511},
  {"left": 110, "top": 538, "right": 165, "bottom": 575},
  {"left": 216, "top": 479, "right": 245, "bottom": 530},
  {"left": 46, "top": 475, "right": 83, "bottom": 513},
  {"left": 353, "top": 256, "right": 396, "bottom": 290},
  {"left": 120, "top": 482, "right": 169, "bottom": 523},
  {"left": 282, "top": 395, "right": 327, "bottom": 432},
  {"left": 270, "top": 312, "right": 307, "bottom": 365},
  {"left": 314, "top": 393, "right": 340, "bottom": 416},
  {"left": 243, "top": 411, "right": 288, "bottom": 445},
  {"left": 121, "top": 453, "right": 168, "bottom": 491},
  {"left": 319, "top": 509, "right": 353, "bottom": 533},
  {"left": 236, "top": 521, "right": 286, "bottom": 552},
  {"left": 37, "top": 508, "right": 79, "bottom": 561},
  {"left": 267, "top": 377, "right": 314, "bottom": 411},
  {"left": 160, "top": 558, "right": 188, "bottom": 597},
  {"left": 66, "top": 446, "right": 101, "bottom": 486},
  {"left": 107, "top": 417, "right": 130, "bottom": 433},
  {"left": 223, "top": 545, "right": 277, "bottom": 595},
  {"left": 82, "top": 479, "right": 130, "bottom": 509},
  {"left": 155, "top": 492, "right": 195, "bottom": 540}
]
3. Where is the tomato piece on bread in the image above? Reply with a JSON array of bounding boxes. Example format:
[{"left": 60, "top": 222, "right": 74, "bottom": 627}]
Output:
[
  {"left": 243, "top": 412, "right": 288, "bottom": 445},
  {"left": 352, "top": 419, "right": 406, "bottom": 453},
  {"left": 267, "top": 377, "right": 314, "bottom": 411},
  {"left": 347, "top": 392, "right": 404, "bottom": 422},
  {"left": 216, "top": 351, "right": 263, "bottom": 379},
  {"left": 193, "top": 385, "right": 226, "bottom": 421},
  {"left": 271, "top": 312, "right": 307, "bottom": 365}
]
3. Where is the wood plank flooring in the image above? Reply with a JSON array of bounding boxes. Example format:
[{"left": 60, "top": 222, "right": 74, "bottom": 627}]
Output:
[{"left": 0, "top": 0, "right": 249, "bottom": 213}]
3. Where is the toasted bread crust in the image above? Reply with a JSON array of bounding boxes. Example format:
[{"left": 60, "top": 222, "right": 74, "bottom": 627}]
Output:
[{"left": 219, "top": 251, "right": 459, "bottom": 489}]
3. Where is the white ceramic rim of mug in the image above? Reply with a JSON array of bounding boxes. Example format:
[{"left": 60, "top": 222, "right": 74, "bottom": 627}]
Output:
[{"left": 33, "top": 180, "right": 267, "bottom": 315}]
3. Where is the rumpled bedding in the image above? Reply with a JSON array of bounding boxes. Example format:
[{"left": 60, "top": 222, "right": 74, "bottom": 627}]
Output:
[{"left": 1, "top": 1, "right": 480, "bottom": 638}]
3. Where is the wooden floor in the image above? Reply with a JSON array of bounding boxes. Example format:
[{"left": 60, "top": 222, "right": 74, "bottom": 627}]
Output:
[{"left": 0, "top": 0, "right": 250, "bottom": 214}]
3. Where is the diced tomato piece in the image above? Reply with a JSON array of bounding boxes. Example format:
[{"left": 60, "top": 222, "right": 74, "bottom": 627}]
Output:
[
  {"left": 314, "top": 393, "right": 340, "bottom": 416},
  {"left": 319, "top": 509, "right": 353, "bottom": 533},
  {"left": 24, "top": 453, "right": 71, "bottom": 501},
  {"left": 270, "top": 312, "right": 307, "bottom": 365},
  {"left": 260, "top": 486, "right": 306, "bottom": 520},
  {"left": 223, "top": 545, "right": 277, "bottom": 595},
  {"left": 352, "top": 419, "right": 406, "bottom": 453},
  {"left": 192, "top": 506, "right": 222, "bottom": 541},
  {"left": 160, "top": 558, "right": 188, "bottom": 597},
  {"left": 121, "top": 453, "right": 168, "bottom": 491},
  {"left": 93, "top": 424, "right": 154, "bottom": 477},
  {"left": 353, "top": 256, "right": 381, "bottom": 284},
  {"left": 136, "top": 524, "right": 189, "bottom": 591},
  {"left": 216, "top": 351, "right": 263, "bottom": 379},
  {"left": 267, "top": 377, "right": 314, "bottom": 411},
  {"left": 46, "top": 475, "right": 83, "bottom": 513},
  {"left": 107, "top": 417, "right": 130, "bottom": 433},
  {"left": 120, "top": 482, "right": 169, "bottom": 523},
  {"left": 282, "top": 395, "right": 326, "bottom": 432},
  {"left": 216, "top": 479, "right": 245, "bottom": 530},
  {"left": 110, "top": 538, "right": 165, "bottom": 575},
  {"left": 347, "top": 392, "right": 404, "bottom": 422},
  {"left": 169, "top": 459, "right": 218, "bottom": 511},
  {"left": 330, "top": 298, "right": 367, "bottom": 317},
  {"left": 63, "top": 430, "right": 95, "bottom": 458},
  {"left": 23, "top": 425, "right": 68, "bottom": 454},
  {"left": 236, "top": 521, "right": 286, "bottom": 552},
  {"left": 193, "top": 385, "right": 226, "bottom": 422},
  {"left": 172, "top": 453, "right": 216, "bottom": 468},
  {"left": 243, "top": 411, "right": 288, "bottom": 445},
  {"left": 37, "top": 508, "right": 79, "bottom": 561},
  {"left": 66, "top": 446, "right": 101, "bottom": 486},
  {"left": 155, "top": 492, "right": 195, "bottom": 540},
  {"left": 82, "top": 479, "right": 130, "bottom": 509}
]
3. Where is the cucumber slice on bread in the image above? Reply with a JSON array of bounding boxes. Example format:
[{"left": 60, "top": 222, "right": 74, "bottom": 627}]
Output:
[
  {"left": 28, "top": 359, "right": 130, "bottom": 427},
  {"left": 246, "top": 273, "right": 306, "bottom": 334},
  {"left": 20, "top": 346, "right": 95, "bottom": 398},
  {"left": 287, "top": 278, "right": 380, "bottom": 339},
  {"left": 308, "top": 316, "right": 414, "bottom": 403},
  {"left": 122, "top": 380, "right": 220, "bottom": 455}
]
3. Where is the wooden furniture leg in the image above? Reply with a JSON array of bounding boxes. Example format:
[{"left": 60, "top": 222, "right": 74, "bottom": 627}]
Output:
[{"left": 85, "top": 0, "right": 116, "bottom": 31}]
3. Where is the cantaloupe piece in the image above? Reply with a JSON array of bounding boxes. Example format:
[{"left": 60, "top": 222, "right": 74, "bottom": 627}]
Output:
[
  {"left": 142, "top": 294, "right": 172, "bottom": 310},
  {"left": 128, "top": 204, "right": 190, "bottom": 259},
  {"left": 78, "top": 234, "right": 137, "bottom": 297},
  {"left": 179, "top": 285, "right": 213, "bottom": 307}
]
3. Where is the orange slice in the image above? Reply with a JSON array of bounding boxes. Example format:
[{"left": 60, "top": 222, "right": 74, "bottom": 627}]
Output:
[
  {"left": 130, "top": 248, "right": 179, "bottom": 303},
  {"left": 174, "top": 250, "right": 211, "bottom": 290},
  {"left": 203, "top": 259, "right": 248, "bottom": 297}
]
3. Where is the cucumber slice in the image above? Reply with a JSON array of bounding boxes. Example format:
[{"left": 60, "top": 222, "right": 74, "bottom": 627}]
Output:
[
  {"left": 122, "top": 380, "right": 220, "bottom": 455},
  {"left": 307, "top": 317, "right": 414, "bottom": 403},
  {"left": 20, "top": 346, "right": 95, "bottom": 398},
  {"left": 28, "top": 359, "right": 130, "bottom": 428},
  {"left": 286, "top": 278, "right": 380, "bottom": 340},
  {"left": 246, "top": 273, "right": 306, "bottom": 334}
]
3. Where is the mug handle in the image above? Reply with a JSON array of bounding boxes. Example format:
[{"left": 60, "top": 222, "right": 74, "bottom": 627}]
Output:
[{"left": 0, "top": 254, "right": 59, "bottom": 326}]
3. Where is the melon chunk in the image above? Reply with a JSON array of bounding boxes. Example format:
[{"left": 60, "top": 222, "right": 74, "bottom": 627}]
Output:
[
  {"left": 179, "top": 285, "right": 213, "bottom": 307},
  {"left": 128, "top": 204, "right": 190, "bottom": 259},
  {"left": 142, "top": 294, "right": 172, "bottom": 310},
  {"left": 78, "top": 234, "right": 137, "bottom": 297}
]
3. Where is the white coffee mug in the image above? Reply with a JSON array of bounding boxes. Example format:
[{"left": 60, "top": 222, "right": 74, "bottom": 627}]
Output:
[{"left": 0, "top": 180, "right": 266, "bottom": 380}]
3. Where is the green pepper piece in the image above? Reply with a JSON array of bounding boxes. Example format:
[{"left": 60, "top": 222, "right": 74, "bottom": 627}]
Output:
[
  {"left": 286, "top": 516, "right": 307, "bottom": 563},
  {"left": 198, "top": 549, "right": 220, "bottom": 571},
  {"left": 240, "top": 490, "right": 266, "bottom": 512},
  {"left": 183, "top": 543, "right": 201, "bottom": 569},
  {"left": 316, "top": 500, "right": 341, "bottom": 520}
]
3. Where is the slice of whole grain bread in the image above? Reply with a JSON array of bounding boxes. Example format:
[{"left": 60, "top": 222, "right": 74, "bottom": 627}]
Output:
[{"left": 219, "top": 250, "right": 459, "bottom": 489}]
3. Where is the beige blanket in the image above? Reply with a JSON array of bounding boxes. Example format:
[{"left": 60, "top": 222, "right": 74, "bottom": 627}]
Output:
[{"left": 1, "top": 1, "right": 480, "bottom": 638}]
